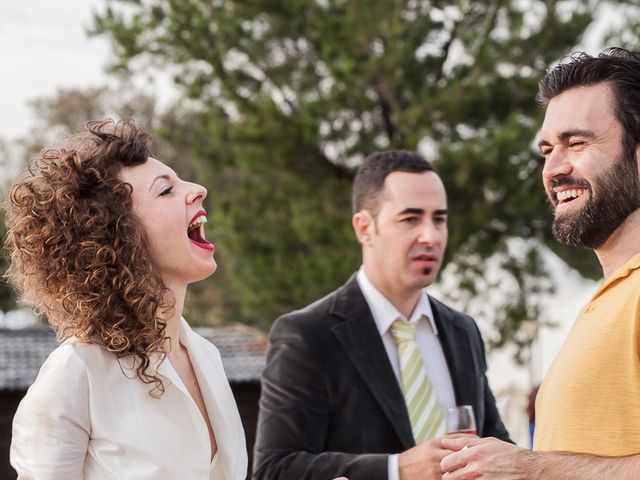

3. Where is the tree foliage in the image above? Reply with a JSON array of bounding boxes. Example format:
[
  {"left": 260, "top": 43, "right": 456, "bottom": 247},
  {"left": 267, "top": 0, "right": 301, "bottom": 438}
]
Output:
[{"left": 86, "top": 0, "right": 636, "bottom": 352}]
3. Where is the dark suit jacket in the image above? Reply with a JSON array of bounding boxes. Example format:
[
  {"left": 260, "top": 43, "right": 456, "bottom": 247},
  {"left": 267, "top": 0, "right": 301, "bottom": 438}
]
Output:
[{"left": 252, "top": 275, "right": 510, "bottom": 480}]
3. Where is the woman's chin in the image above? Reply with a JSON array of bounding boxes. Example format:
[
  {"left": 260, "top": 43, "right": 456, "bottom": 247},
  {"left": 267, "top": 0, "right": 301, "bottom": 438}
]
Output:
[{"left": 191, "top": 261, "right": 218, "bottom": 283}]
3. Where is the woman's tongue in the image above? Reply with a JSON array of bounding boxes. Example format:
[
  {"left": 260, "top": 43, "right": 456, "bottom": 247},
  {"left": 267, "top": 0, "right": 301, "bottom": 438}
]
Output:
[{"left": 188, "top": 227, "right": 204, "bottom": 243}]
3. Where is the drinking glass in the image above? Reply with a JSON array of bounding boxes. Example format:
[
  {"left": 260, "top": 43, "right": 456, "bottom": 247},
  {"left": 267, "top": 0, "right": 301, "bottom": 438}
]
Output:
[{"left": 446, "top": 405, "right": 477, "bottom": 435}]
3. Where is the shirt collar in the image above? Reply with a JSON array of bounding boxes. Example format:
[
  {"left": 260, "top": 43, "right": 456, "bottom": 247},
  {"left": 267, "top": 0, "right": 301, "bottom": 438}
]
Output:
[
  {"left": 356, "top": 266, "right": 438, "bottom": 337},
  {"left": 610, "top": 251, "right": 640, "bottom": 279},
  {"left": 594, "top": 251, "right": 640, "bottom": 299}
]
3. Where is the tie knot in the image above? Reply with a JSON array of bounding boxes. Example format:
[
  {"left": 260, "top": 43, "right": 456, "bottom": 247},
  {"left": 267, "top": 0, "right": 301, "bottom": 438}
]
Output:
[{"left": 390, "top": 320, "right": 417, "bottom": 344}]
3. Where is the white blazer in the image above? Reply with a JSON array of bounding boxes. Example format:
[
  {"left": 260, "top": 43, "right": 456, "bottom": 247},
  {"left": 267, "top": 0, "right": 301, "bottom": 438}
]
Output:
[{"left": 10, "top": 318, "right": 248, "bottom": 480}]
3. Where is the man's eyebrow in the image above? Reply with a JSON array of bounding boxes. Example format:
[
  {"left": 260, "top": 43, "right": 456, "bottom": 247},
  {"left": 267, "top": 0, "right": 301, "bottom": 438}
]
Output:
[
  {"left": 398, "top": 208, "right": 424, "bottom": 215},
  {"left": 538, "top": 129, "right": 596, "bottom": 150},
  {"left": 397, "top": 208, "right": 448, "bottom": 216}
]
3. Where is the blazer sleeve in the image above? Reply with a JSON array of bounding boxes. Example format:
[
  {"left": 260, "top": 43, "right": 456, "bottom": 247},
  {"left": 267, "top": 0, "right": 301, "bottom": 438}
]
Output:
[
  {"left": 480, "top": 376, "right": 511, "bottom": 442},
  {"left": 11, "top": 343, "right": 91, "bottom": 479},
  {"left": 252, "top": 315, "right": 388, "bottom": 480},
  {"left": 473, "top": 322, "right": 511, "bottom": 443}
]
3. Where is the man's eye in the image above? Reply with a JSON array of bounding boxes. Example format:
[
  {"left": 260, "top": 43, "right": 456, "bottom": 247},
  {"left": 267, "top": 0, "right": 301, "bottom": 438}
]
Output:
[
  {"left": 570, "top": 140, "right": 585, "bottom": 148},
  {"left": 159, "top": 186, "right": 173, "bottom": 196},
  {"left": 434, "top": 217, "right": 446, "bottom": 225},
  {"left": 402, "top": 217, "right": 418, "bottom": 223}
]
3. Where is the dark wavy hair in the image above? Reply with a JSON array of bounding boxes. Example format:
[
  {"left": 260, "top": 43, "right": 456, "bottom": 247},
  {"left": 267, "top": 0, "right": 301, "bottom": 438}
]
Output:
[
  {"left": 537, "top": 47, "right": 640, "bottom": 166},
  {"left": 5, "top": 118, "right": 172, "bottom": 396},
  {"left": 352, "top": 150, "right": 436, "bottom": 216}
]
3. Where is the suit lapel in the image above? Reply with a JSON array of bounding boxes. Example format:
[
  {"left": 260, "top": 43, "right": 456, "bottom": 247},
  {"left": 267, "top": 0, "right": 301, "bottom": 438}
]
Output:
[
  {"left": 430, "top": 299, "right": 477, "bottom": 407},
  {"left": 330, "top": 276, "right": 415, "bottom": 450}
]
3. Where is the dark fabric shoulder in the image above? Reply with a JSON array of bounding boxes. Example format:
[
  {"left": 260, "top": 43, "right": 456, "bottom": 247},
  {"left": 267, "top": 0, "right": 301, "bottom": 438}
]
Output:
[
  {"left": 275, "top": 287, "right": 337, "bottom": 324},
  {"left": 270, "top": 274, "right": 361, "bottom": 335},
  {"left": 428, "top": 295, "right": 478, "bottom": 331}
]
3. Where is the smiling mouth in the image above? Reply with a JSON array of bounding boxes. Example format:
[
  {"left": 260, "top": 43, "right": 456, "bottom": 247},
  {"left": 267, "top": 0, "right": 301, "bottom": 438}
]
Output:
[
  {"left": 555, "top": 188, "right": 587, "bottom": 206},
  {"left": 187, "top": 215, "right": 213, "bottom": 249}
]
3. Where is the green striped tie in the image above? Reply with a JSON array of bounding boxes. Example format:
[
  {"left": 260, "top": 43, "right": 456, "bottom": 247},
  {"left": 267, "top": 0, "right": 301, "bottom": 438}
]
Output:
[{"left": 390, "top": 319, "right": 445, "bottom": 443}]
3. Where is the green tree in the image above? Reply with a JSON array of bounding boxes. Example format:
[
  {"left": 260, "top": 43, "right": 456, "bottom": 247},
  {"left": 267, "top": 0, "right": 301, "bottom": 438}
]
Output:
[{"left": 90, "top": 0, "right": 636, "bottom": 351}]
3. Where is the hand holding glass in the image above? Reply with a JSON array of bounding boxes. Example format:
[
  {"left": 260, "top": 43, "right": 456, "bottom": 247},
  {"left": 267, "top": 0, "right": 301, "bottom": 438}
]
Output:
[{"left": 446, "top": 405, "right": 477, "bottom": 435}]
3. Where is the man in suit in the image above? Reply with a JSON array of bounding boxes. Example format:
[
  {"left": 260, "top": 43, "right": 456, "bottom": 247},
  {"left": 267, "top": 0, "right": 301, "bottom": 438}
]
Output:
[{"left": 253, "top": 150, "right": 510, "bottom": 480}]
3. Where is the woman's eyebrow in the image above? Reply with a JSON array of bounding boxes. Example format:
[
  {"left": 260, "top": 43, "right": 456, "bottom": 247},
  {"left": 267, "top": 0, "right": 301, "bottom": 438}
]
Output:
[{"left": 149, "top": 174, "right": 172, "bottom": 191}]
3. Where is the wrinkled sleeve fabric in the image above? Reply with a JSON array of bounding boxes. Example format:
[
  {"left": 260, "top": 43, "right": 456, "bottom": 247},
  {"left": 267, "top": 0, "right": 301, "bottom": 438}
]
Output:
[
  {"left": 481, "top": 372, "right": 511, "bottom": 441},
  {"left": 472, "top": 321, "right": 511, "bottom": 443},
  {"left": 11, "top": 343, "right": 91, "bottom": 479},
  {"left": 482, "top": 377, "right": 511, "bottom": 442},
  {"left": 252, "top": 315, "right": 388, "bottom": 480}
]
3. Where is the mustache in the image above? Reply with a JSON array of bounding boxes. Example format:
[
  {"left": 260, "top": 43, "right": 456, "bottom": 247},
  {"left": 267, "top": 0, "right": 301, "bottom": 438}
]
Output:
[{"left": 550, "top": 175, "right": 590, "bottom": 190}]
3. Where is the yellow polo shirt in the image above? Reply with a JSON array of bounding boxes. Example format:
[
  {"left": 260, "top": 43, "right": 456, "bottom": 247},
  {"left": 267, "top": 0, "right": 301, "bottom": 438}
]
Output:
[{"left": 534, "top": 253, "right": 640, "bottom": 456}]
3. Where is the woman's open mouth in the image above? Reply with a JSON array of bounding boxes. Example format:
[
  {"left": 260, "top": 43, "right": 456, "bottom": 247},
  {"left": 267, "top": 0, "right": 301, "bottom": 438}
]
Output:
[{"left": 187, "top": 212, "right": 214, "bottom": 251}]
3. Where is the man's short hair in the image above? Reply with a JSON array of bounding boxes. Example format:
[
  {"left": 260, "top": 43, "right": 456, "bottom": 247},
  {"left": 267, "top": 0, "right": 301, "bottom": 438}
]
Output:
[
  {"left": 352, "top": 150, "right": 435, "bottom": 216},
  {"left": 537, "top": 47, "right": 640, "bottom": 163}
]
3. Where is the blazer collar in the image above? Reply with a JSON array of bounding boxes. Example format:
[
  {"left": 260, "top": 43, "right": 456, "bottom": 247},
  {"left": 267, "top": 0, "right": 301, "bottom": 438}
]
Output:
[
  {"left": 157, "top": 318, "right": 247, "bottom": 475},
  {"left": 154, "top": 318, "right": 195, "bottom": 394},
  {"left": 329, "top": 276, "right": 479, "bottom": 443},
  {"left": 330, "top": 274, "right": 415, "bottom": 449}
]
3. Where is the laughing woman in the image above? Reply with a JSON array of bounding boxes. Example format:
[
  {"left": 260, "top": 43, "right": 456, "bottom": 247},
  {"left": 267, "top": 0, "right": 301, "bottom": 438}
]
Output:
[{"left": 7, "top": 119, "right": 247, "bottom": 479}]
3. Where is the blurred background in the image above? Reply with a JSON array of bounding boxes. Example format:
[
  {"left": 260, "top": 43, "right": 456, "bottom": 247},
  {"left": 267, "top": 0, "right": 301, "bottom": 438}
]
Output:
[{"left": 1, "top": 0, "right": 640, "bottom": 476}]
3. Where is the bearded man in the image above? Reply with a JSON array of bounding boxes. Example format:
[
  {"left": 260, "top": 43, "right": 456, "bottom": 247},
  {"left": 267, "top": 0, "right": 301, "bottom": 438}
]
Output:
[{"left": 440, "top": 47, "right": 640, "bottom": 480}]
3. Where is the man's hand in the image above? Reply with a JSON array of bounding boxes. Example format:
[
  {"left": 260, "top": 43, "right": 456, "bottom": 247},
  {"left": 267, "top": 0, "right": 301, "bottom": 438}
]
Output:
[
  {"left": 439, "top": 436, "right": 530, "bottom": 479},
  {"left": 400, "top": 435, "right": 471, "bottom": 480}
]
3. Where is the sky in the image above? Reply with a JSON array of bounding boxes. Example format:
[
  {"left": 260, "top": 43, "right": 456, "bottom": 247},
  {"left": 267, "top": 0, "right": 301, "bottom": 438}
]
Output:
[
  {"left": 0, "top": 0, "right": 110, "bottom": 140},
  {"left": 0, "top": 1, "right": 622, "bottom": 142},
  {"left": 0, "top": 0, "right": 623, "bottom": 144}
]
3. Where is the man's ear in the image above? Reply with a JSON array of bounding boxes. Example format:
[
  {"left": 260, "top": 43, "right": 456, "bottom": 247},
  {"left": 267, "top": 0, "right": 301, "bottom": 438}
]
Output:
[{"left": 352, "top": 210, "right": 374, "bottom": 246}]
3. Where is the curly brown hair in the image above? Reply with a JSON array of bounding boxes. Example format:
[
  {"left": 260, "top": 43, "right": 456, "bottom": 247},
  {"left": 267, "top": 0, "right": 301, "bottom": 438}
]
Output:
[{"left": 5, "top": 118, "right": 172, "bottom": 396}]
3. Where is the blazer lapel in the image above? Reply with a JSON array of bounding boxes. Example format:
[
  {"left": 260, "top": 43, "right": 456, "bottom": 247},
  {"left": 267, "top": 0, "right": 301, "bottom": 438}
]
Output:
[
  {"left": 156, "top": 351, "right": 191, "bottom": 397},
  {"left": 330, "top": 276, "right": 415, "bottom": 450},
  {"left": 430, "top": 299, "right": 477, "bottom": 408},
  {"left": 180, "top": 319, "right": 247, "bottom": 479}
]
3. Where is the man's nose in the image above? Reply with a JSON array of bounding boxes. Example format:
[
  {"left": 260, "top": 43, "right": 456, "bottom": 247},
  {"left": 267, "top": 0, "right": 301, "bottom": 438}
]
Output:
[
  {"left": 542, "top": 148, "right": 572, "bottom": 183},
  {"left": 418, "top": 222, "right": 438, "bottom": 245}
]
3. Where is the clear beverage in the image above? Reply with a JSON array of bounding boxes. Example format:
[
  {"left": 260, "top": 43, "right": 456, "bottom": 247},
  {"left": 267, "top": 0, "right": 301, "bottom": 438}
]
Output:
[{"left": 446, "top": 405, "right": 477, "bottom": 435}]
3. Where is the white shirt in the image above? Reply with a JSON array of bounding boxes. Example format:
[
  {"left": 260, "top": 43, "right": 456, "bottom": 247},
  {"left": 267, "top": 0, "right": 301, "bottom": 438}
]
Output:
[
  {"left": 356, "top": 268, "right": 456, "bottom": 480},
  {"left": 11, "top": 318, "right": 248, "bottom": 480}
]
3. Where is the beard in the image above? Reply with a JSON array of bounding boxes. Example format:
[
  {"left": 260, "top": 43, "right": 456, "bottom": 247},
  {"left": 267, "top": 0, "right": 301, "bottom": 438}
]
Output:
[{"left": 551, "top": 154, "right": 640, "bottom": 249}]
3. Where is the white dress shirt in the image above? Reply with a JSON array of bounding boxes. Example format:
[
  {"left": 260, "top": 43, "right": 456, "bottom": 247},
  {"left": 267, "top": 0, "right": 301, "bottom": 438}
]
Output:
[
  {"left": 11, "top": 318, "right": 248, "bottom": 480},
  {"left": 356, "top": 268, "right": 456, "bottom": 480}
]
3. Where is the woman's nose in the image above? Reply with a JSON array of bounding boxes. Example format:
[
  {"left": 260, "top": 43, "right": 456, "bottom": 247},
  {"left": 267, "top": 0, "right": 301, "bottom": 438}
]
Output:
[{"left": 187, "top": 182, "right": 207, "bottom": 203}]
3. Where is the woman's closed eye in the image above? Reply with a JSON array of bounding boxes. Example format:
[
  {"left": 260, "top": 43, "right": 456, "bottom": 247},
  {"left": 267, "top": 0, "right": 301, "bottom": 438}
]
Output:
[{"left": 159, "top": 186, "right": 174, "bottom": 196}]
